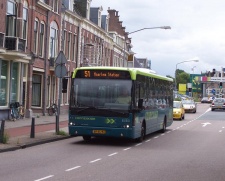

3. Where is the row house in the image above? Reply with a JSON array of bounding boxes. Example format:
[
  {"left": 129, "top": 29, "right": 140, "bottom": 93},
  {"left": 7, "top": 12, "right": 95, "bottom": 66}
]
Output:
[{"left": 0, "top": 0, "right": 132, "bottom": 120}]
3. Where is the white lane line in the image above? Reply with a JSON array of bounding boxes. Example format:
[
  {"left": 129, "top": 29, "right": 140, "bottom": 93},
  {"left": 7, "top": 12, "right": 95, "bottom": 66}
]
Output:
[
  {"left": 161, "top": 133, "right": 165, "bottom": 136},
  {"left": 123, "top": 147, "right": 131, "bottom": 151},
  {"left": 166, "top": 131, "right": 171, "bottom": 133},
  {"left": 34, "top": 175, "right": 54, "bottom": 181},
  {"left": 90, "top": 158, "right": 101, "bottom": 163},
  {"left": 154, "top": 136, "right": 159, "bottom": 139},
  {"left": 108, "top": 152, "right": 118, "bottom": 157},
  {"left": 222, "top": 127, "right": 225, "bottom": 129},
  {"left": 135, "top": 143, "right": 142, "bottom": 146},
  {"left": 65, "top": 166, "right": 81, "bottom": 172},
  {"left": 219, "top": 130, "right": 222, "bottom": 133},
  {"left": 145, "top": 139, "right": 151, "bottom": 142}
]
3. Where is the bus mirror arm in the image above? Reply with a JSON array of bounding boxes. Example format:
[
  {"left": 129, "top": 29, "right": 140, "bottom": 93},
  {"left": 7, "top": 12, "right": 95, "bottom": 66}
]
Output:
[{"left": 138, "top": 99, "right": 143, "bottom": 109}]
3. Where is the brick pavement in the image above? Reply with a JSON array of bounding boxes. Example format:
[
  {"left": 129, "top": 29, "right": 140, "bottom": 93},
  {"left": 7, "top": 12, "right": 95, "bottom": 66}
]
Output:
[{"left": 0, "top": 114, "right": 70, "bottom": 153}]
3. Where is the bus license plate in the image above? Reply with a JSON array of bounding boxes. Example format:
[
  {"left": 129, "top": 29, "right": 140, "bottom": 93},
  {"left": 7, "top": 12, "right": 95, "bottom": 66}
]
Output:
[{"left": 93, "top": 130, "right": 106, "bottom": 134}]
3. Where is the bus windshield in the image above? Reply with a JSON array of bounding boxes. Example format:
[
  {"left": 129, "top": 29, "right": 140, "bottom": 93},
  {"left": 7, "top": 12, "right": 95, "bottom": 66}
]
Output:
[{"left": 70, "top": 78, "right": 132, "bottom": 110}]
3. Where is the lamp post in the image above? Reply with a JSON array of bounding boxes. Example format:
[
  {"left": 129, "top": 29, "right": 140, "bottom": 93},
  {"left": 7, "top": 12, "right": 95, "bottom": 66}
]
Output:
[
  {"left": 123, "top": 26, "right": 171, "bottom": 67},
  {"left": 174, "top": 59, "right": 199, "bottom": 91}
]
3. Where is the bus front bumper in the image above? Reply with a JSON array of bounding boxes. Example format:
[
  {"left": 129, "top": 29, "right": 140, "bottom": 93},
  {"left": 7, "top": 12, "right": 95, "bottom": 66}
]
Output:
[{"left": 69, "top": 126, "right": 134, "bottom": 139}]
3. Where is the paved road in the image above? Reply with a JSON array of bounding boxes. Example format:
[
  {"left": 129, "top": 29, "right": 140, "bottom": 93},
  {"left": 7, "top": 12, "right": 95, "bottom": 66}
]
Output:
[{"left": 1, "top": 103, "right": 225, "bottom": 181}]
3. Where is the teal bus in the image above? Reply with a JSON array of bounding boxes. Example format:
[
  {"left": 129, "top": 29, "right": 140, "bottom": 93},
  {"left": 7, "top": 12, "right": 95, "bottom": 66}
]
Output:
[{"left": 68, "top": 67, "right": 173, "bottom": 142}]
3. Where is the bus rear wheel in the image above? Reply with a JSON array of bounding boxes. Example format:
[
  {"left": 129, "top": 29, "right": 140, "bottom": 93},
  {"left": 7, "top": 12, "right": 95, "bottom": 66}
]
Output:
[{"left": 83, "top": 136, "right": 91, "bottom": 141}]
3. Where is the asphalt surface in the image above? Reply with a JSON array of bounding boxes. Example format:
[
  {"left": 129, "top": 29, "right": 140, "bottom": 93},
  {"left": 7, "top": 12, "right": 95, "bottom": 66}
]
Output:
[{"left": 0, "top": 114, "right": 70, "bottom": 153}]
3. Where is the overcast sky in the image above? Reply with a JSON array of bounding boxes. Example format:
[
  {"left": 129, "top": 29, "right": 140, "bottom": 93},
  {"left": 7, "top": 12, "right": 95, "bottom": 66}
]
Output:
[{"left": 91, "top": 0, "right": 225, "bottom": 77}]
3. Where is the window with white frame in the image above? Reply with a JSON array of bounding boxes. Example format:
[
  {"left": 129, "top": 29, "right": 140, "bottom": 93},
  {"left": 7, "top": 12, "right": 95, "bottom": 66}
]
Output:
[
  {"left": 6, "top": 0, "right": 16, "bottom": 36},
  {"left": 0, "top": 60, "right": 9, "bottom": 106},
  {"left": 63, "top": 30, "right": 67, "bottom": 54},
  {"left": 32, "top": 74, "right": 42, "bottom": 107},
  {"left": 22, "top": 2, "right": 28, "bottom": 40},
  {"left": 68, "top": 32, "right": 71, "bottom": 60},
  {"left": 11, "top": 62, "right": 19, "bottom": 103},
  {"left": 53, "top": 0, "right": 58, "bottom": 13},
  {"left": 72, "top": 34, "right": 77, "bottom": 62},
  {"left": 34, "top": 20, "right": 39, "bottom": 54},
  {"left": 39, "top": 23, "right": 45, "bottom": 57},
  {"left": 49, "top": 21, "right": 58, "bottom": 58}
]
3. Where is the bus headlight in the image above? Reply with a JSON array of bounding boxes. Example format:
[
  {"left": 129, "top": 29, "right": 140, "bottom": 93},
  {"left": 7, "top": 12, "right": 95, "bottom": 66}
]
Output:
[{"left": 123, "top": 125, "right": 130, "bottom": 128}]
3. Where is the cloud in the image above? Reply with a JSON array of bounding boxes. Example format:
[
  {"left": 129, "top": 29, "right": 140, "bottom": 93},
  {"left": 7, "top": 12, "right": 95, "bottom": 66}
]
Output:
[{"left": 91, "top": 0, "right": 225, "bottom": 76}]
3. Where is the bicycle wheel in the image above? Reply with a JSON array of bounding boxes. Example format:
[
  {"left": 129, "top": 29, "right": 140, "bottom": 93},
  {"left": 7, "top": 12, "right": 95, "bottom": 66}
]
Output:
[
  {"left": 14, "top": 108, "right": 20, "bottom": 119},
  {"left": 48, "top": 106, "right": 54, "bottom": 116},
  {"left": 52, "top": 104, "right": 58, "bottom": 114},
  {"left": 10, "top": 109, "right": 15, "bottom": 121}
]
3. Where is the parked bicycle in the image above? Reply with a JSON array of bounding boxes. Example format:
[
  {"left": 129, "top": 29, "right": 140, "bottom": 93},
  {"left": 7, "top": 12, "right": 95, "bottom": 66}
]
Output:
[
  {"left": 10, "top": 102, "right": 24, "bottom": 121},
  {"left": 48, "top": 103, "right": 58, "bottom": 116}
]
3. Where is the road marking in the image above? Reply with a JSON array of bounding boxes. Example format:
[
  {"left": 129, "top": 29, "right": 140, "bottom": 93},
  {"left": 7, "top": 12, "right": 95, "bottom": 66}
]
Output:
[
  {"left": 222, "top": 127, "right": 225, "bottom": 129},
  {"left": 135, "top": 143, "right": 142, "bottom": 146},
  {"left": 65, "top": 166, "right": 81, "bottom": 172},
  {"left": 161, "top": 133, "right": 165, "bottom": 136},
  {"left": 167, "top": 131, "right": 171, "bottom": 133},
  {"left": 34, "top": 175, "right": 54, "bottom": 181},
  {"left": 90, "top": 158, "right": 101, "bottom": 163},
  {"left": 108, "top": 152, "right": 118, "bottom": 156},
  {"left": 145, "top": 139, "right": 151, "bottom": 142},
  {"left": 219, "top": 130, "right": 222, "bottom": 133},
  {"left": 154, "top": 136, "right": 159, "bottom": 139},
  {"left": 201, "top": 122, "right": 211, "bottom": 127},
  {"left": 123, "top": 147, "right": 131, "bottom": 151}
]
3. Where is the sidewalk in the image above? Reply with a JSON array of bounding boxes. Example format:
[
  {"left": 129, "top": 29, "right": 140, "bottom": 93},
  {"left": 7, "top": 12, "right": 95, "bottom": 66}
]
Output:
[{"left": 0, "top": 114, "right": 70, "bottom": 153}]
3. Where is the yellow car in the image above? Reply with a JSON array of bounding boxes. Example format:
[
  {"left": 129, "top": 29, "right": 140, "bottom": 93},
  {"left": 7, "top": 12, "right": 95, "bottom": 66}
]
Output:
[{"left": 173, "top": 101, "right": 185, "bottom": 120}]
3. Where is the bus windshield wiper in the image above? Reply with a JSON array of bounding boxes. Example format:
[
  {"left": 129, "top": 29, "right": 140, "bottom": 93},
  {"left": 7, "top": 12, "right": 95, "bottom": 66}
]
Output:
[
  {"left": 77, "top": 106, "right": 98, "bottom": 113},
  {"left": 102, "top": 108, "right": 128, "bottom": 115}
]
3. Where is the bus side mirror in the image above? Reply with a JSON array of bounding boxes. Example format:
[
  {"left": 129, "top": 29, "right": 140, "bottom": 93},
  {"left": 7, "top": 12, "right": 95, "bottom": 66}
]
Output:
[
  {"left": 138, "top": 99, "right": 143, "bottom": 109},
  {"left": 62, "top": 78, "right": 68, "bottom": 93}
]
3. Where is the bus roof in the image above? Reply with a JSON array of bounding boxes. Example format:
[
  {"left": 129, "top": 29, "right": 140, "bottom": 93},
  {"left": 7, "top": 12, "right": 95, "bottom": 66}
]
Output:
[{"left": 73, "top": 66, "right": 173, "bottom": 82}]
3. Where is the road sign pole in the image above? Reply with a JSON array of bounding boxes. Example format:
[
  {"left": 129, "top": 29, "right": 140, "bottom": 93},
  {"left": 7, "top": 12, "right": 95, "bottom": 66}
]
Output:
[
  {"left": 56, "top": 77, "right": 61, "bottom": 134},
  {"left": 54, "top": 51, "right": 67, "bottom": 134}
]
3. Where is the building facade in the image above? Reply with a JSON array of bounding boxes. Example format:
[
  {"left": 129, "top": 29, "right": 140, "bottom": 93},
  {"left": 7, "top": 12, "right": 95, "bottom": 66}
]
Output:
[{"left": 0, "top": 0, "right": 133, "bottom": 120}]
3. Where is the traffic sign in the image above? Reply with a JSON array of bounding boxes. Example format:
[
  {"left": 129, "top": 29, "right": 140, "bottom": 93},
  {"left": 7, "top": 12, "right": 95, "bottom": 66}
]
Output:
[
  {"left": 55, "top": 64, "right": 67, "bottom": 78},
  {"left": 55, "top": 51, "right": 67, "bottom": 64},
  {"left": 212, "top": 89, "right": 216, "bottom": 95}
]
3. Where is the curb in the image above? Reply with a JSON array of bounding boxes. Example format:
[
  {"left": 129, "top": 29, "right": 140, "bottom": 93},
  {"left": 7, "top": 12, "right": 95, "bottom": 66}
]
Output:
[{"left": 0, "top": 135, "right": 71, "bottom": 153}]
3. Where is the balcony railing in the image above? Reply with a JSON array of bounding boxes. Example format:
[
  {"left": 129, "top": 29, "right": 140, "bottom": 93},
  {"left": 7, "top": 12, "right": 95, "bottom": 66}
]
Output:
[
  {"left": 5, "top": 37, "right": 26, "bottom": 52},
  {"left": 0, "top": 32, "right": 5, "bottom": 48}
]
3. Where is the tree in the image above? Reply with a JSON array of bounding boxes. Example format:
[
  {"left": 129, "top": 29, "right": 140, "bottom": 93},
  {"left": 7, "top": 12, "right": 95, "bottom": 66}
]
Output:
[{"left": 176, "top": 69, "right": 190, "bottom": 88}]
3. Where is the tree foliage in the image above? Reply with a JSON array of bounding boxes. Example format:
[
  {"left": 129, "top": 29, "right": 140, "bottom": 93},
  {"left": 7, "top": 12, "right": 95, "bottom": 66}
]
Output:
[{"left": 175, "top": 69, "right": 190, "bottom": 88}]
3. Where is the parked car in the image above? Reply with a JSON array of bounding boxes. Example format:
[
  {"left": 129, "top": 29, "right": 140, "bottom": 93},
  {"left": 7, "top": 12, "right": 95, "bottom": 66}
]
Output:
[
  {"left": 211, "top": 98, "right": 225, "bottom": 111},
  {"left": 201, "top": 97, "right": 211, "bottom": 103},
  {"left": 182, "top": 99, "right": 197, "bottom": 113},
  {"left": 173, "top": 101, "right": 185, "bottom": 120}
]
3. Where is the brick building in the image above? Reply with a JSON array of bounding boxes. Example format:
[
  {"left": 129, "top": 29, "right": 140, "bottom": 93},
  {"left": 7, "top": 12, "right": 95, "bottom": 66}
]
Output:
[{"left": 0, "top": 0, "right": 132, "bottom": 120}]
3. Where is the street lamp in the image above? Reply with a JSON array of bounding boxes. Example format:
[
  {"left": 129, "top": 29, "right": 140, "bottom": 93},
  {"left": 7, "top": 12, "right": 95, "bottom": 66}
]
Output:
[
  {"left": 174, "top": 59, "right": 199, "bottom": 91},
  {"left": 123, "top": 26, "right": 171, "bottom": 66}
]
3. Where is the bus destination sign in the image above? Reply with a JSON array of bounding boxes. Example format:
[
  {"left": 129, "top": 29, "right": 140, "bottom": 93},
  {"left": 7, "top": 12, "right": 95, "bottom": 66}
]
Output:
[{"left": 76, "top": 70, "right": 131, "bottom": 79}]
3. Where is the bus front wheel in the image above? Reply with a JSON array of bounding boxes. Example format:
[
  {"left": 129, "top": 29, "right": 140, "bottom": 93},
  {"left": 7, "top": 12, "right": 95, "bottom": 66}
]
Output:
[{"left": 136, "top": 123, "right": 146, "bottom": 143}]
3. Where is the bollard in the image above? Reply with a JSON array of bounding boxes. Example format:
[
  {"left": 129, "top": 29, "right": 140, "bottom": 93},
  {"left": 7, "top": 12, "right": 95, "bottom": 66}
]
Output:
[
  {"left": 0, "top": 119, "right": 5, "bottom": 143},
  {"left": 30, "top": 117, "right": 35, "bottom": 138}
]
